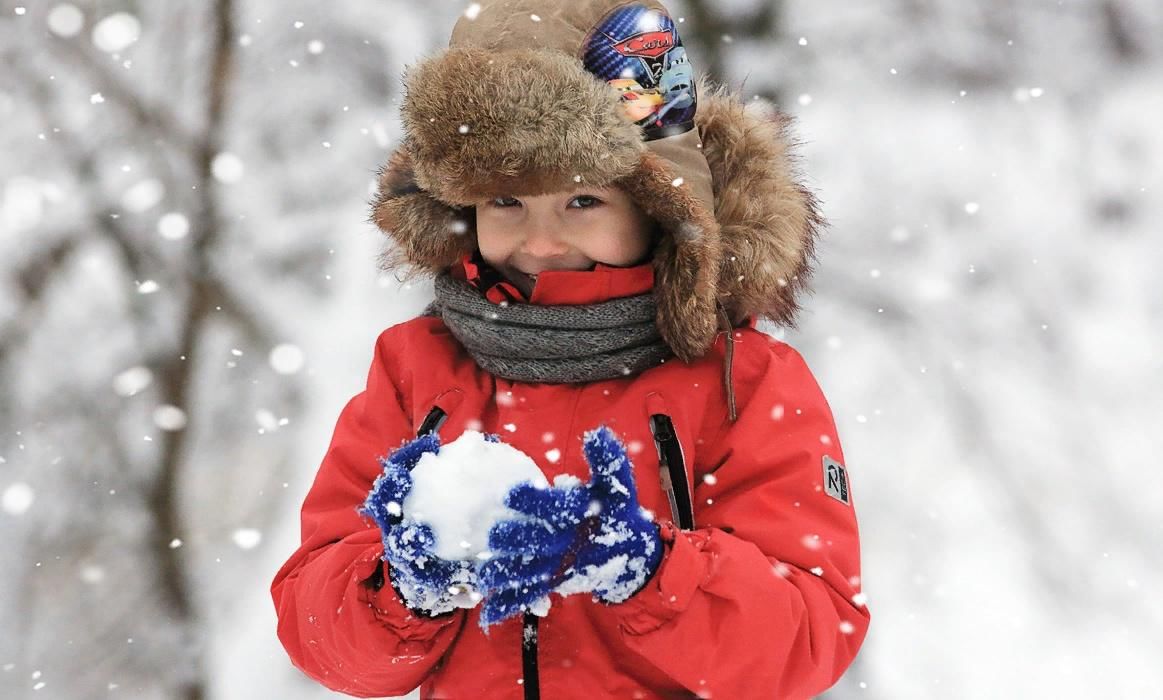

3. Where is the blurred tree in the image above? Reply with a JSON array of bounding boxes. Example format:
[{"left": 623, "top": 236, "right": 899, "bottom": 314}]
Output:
[{"left": 0, "top": 0, "right": 431, "bottom": 695}]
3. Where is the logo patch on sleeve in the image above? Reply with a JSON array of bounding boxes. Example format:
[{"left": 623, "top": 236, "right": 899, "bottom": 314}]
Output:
[{"left": 822, "top": 455, "right": 850, "bottom": 505}]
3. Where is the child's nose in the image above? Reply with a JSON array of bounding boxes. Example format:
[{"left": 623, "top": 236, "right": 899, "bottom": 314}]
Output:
[{"left": 519, "top": 228, "right": 570, "bottom": 258}]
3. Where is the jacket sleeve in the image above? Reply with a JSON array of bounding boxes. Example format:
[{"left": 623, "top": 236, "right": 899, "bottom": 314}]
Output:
[
  {"left": 270, "top": 326, "right": 466, "bottom": 697},
  {"left": 614, "top": 336, "right": 870, "bottom": 699}
]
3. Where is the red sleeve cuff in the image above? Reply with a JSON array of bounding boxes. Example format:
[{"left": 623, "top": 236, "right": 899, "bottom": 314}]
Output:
[
  {"left": 353, "top": 544, "right": 462, "bottom": 644},
  {"left": 614, "top": 522, "right": 714, "bottom": 634}
]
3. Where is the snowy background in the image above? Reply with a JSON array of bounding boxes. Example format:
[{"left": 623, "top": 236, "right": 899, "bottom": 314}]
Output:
[{"left": 1, "top": 0, "right": 1160, "bottom": 698}]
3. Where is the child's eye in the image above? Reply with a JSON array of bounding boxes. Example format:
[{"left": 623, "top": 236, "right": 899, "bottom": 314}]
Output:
[
  {"left": 490, "top": 196, "right": 520, "bottom": 208},
  {"left": 569, "top": 195, "right": 603, "bottom": 209}
]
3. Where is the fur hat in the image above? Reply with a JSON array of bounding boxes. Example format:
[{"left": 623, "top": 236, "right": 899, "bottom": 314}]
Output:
[{"left": 371, "top": 0, "right": 823, "bottom": 363}]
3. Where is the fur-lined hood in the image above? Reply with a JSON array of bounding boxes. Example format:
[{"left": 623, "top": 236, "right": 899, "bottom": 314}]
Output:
[{"left": 370, "top": 0, "right": 823, "bottom": 363}]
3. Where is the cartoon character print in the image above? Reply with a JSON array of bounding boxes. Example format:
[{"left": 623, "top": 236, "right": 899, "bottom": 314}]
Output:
[
  {"left": 581, "top": 3, "right": 697, "bottom": 139},
  {"left": 660, "top": 46, "right": 693, "bottom": 110},
  {"left": 607, "top": 78, "right": 665, "bottom": 122}
]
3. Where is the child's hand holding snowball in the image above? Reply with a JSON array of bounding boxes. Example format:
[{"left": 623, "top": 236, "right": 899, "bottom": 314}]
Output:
[
  {"left": 478, "top": 425, "right": 664, "bottom": 628},
  {"left": 359, "top": 432, "right": 485, "bottom": 616},
  {"left": 360, "top": 426, "right": 663, "bottom": 628}
]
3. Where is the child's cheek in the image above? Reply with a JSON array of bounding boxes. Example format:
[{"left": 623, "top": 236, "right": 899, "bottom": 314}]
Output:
[{"left": 475, "top": 226, "right": 511, "bottom": 265}]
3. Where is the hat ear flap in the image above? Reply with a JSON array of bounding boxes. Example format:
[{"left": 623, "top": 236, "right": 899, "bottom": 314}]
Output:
[
  {"left": 370, "top": 146, "right": 476, "bottom": 278},
  {"left": 618, "top": 150, "right": 722, "bottom": 363},
  {"left": 696, "top": 78, "right": 825, "bottom": 329}
]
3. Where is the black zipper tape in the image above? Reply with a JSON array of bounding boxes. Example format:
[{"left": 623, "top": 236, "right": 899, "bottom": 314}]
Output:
[
  {"left": 650, "top": 414, "right": 695, "bottom": 530},
  {"left": 522, "top": 613, "right": 540, "bottom": 699}
]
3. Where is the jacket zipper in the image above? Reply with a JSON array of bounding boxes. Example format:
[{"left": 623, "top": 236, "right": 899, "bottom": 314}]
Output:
[
  {"left": 522, "top": 613, "right": 540, "bottom": 700},
  {"left": 417, "top": 405, "right": 448, "bottom": 437},
  {"left": 650, "top": 413, "right": 695, "bottom": 529}
]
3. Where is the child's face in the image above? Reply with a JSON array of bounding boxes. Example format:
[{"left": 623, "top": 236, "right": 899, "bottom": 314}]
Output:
[{"left": 475, "top": 186, "right": 656, "bottom": 297}]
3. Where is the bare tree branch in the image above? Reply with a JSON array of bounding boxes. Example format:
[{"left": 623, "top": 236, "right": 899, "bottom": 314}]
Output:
[{"left": 48, "top": 34, "right": 203, "bottom": 157}]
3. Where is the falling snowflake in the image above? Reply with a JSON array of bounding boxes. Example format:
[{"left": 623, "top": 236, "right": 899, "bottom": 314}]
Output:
[
  {"left": 122, "top": 179, "right": 164, "bottom": 212},
  {"left": 113, "top": 366, "right": 153, "bottom": 396},
  {"left": 269, "top": 343, "right": 305, "bottom": 374},
  {"left": 232, "top": 528, "right": 263, "bottom": 550},
  {"left": 2, "top": 482, "right": 35, "bottom": 515},
  {"left": 211, "top": 152, "right": 244, "bottom": 183},
  {"left": 157, "top": 211, "right": 189, "bottom": 240},
  {"left": 153, "top": 405, "right": 187, "bottom": 431},
  {"left": 91, "top": 12, "right": 140, "bottom": 52}
]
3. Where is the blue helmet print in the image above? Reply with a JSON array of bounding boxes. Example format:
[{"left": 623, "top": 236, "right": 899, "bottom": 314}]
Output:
[
  {"left": 660, "top": 46, "right": 694, "bottom": 110},
  {"left": 581, "top": 3, "right": 697, "bottom": 139}
]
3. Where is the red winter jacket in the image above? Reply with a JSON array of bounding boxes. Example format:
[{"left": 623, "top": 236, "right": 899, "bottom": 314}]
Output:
[{"left": 271, "top": 258, "right": 870, "bottom": 699}]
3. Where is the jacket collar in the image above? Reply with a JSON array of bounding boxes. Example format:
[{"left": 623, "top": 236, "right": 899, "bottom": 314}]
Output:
[{"left": 451, "top": 250, "right": 654, "bottom": 306}]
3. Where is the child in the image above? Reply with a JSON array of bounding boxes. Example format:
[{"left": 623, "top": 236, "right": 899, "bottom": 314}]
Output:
[{"left": 271, "top": 1, "right": 870, "bottom": 698}]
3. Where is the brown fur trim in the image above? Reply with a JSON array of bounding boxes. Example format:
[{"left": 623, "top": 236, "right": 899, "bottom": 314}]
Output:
[
  {"left": 697, "top": 79, "right": 826, "bottom": 330},
  {"left": 400, "top": 46, "right": 644, "bottom": 205},
  {"left": 368, "top": 147, "right": 476, "bottom": 279},
  {"left": 616, "top": 150, "right": 721, "bottom": 363}
]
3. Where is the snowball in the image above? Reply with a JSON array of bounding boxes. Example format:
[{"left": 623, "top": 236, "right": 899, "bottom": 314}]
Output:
[{"left": 403, "top": 430, "right": 545, "bottom": 561}]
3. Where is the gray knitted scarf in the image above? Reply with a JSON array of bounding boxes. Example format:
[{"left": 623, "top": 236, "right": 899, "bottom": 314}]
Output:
[{"left": 422, "top": 273, "right": 672, "bottom": 383}]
